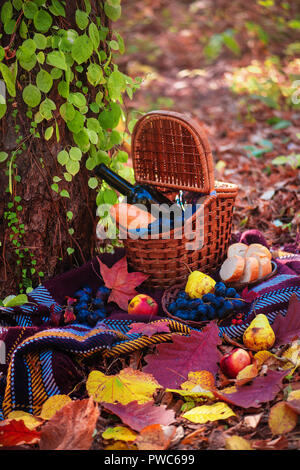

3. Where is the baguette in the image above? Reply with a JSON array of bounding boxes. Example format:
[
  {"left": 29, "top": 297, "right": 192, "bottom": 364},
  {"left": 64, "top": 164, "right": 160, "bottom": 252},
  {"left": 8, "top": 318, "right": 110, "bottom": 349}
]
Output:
[
  {"left": 220, "top": 255, "right": 245, "bottom": 283},
  {"left": 251, "top": 254, "right": 273, "bottom": 279},
  {"left": 239, "top": 256, "right": 260, "bottom": 283},
  {"left": 227, "top": 242, "right": 248, "bottom": 258},
  {"left": 246, "top": 243, "right": 272, "bottom": 260}
]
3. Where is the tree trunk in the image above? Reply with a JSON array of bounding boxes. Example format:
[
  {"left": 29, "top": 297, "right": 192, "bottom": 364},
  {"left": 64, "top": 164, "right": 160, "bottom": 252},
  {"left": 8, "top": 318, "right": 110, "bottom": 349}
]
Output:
[{"left": 0, "top": 2, "right": 110, "bottom": 297}]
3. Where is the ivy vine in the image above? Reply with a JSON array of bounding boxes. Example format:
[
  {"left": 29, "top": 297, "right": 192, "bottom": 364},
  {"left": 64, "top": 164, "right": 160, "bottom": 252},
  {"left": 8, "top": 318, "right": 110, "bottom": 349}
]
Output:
[{"left": 0, "top": 0, "right": 141, "bottom": 293}]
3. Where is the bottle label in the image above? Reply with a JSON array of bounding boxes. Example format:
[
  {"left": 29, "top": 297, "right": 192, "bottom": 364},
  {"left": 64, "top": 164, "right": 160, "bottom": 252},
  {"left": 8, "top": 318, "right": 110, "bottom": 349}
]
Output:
[{"left": 96, "top": 196, "right": 207, "bottom": 250}]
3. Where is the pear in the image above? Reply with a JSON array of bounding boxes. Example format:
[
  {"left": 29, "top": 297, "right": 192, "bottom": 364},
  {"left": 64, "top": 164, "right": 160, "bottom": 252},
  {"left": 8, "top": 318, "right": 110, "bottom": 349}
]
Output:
[
  {"left": 243, "top": 314, "right": 275, "bottom": 351},
  {"left": 185, "top": 270, "right": 216, "bottom": 299}
]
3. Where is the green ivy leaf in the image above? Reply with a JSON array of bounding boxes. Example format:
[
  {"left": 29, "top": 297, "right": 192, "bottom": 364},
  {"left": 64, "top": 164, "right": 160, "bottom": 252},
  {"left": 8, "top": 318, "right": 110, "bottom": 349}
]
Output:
[
  {"left": 107, "top": 70, "right": 126, "bottom": 101},
  {"left": 75, "top": 9, "right": 89, "bottom": 30},
  {"left": 23, "top": 1, "right": 38, "bottom": 19},
  {"left": 104, "top": 1, "right": 121, "bottom": 21},
  {"left": 66, "top": 211, "right": 73, "bottom": 220},
  {"left": 59, "top": 102, "right": 75, "bottom": 122},
  {"left": 22, "top": 84, "right": 41, "bottom": 107},
  {"left": 51, "top": 183, "right": 59, "bottom": 192},
  {"left": 71, "top": 34, "right": 93, "bottom": 64},
  {"left": 60, "top": 189, "right": 70, "bottom": 198},
  {"left": 4, "top": 19, "right": 16, "bottom": 35},
  {"left": 87, "top": 63, "right": 105, "bottom": 86},
  {"left": 3, "top": 293, "right": 28, "bottom": 307},
  {"left": 1, "top": 1, "right": 13, "bottom": 23},
  {"left": 103, "top": 188, "right": 118, "bottom": 204},
  {"left": 57, "top": 80, "right": 69, "bottom": 98},
  {"left": 33, "top": 9, "right": 53, "bottom": 33},
  {"left": 46, "top": 50, "right": 67, "bottom": 70},
  {"left": 88, "top": 22, "right": 100, "bottom": 50},
  {"left": 36, "top": 69, "right": 53, "bottom": 93},
  {"left": 67, "top": 247, "right": 75, "bottom": 255},
  {"left": 66, "top": 159, "right": 80, "bottom": 175},
  {"left": 73, "top": 129, "right": 90, "bottom": 152},
  {"left": 33, "top": 33, "right": 47, "bottom": 50},
  {"left": 64, "top": 172, "right": 72, "bottom": 182},
  {"left": 67, "top": 110, "right": 85, "bottom": 134},
  {"left": 88, "top": 177, "right": 98, "bottom": 189},
  {"left": 39, "top": 98, "right": 56, "bottom": 119},
  {"left": 0, "top": 151, "right": 9, "bottom": 163},
  {"left": 57, "top": 149, "right": 69, "bottom": 166},
  {"left": 0, "top": 63, "right": 16, "bottom": 97},
  {"left": 68, "top": 92, "right": 86, "bottom": 108},
  {"left": 44, "top": 126, "right": 53, "bottom": 140},
  {"left": 69, "top": 147, "right": 82, "bottom": 161},
  {"left": 98, "top": 102, "right": 121, "bottom": 130},
  {"left": 49, "top": 0, "right": 65, "bottom": 17}
]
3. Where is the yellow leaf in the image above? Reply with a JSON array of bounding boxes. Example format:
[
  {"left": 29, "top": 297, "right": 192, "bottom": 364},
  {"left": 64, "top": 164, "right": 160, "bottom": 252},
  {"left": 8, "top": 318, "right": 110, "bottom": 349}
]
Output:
[
  {"left": 254, "top": 350, "right": 275, "bottom": 367},
  {"left": 268, "top": 401, "right": 298, "bottom": 435},
  {"left": 39, "top": 394, "right": 72, "bottom": 420},
  {"left": 105, "top": 441, "right": 137, "bottom": 450},
  {"left": 102, "top": 426, "right": 137, "bottom": 442},
  {"left": 86, "top": 367, "right": 161, "bottom": 405},
  {"left": 287, "top": 390, "right": 300, "bottom": 402},
  {"left": 180, "top": 370, "right": 215, "bottom": 391},
  {"left": 7, "top": 411, "right": 44, "bottom": 430},
  {"left": 182, "top": 402, "right": 236, "bottom": 424},
  {"left": 221, "top": 385, "right": 237, "bottom": 394},
  {"left": 225, "top": 435, "right": 253, "bottom": 450},
  {"left": 281, "top": 342, "right": 300, "bottom": 374},
  {"left": 235, "top": 364, "right": 258, "bottom": 386},
  {"left": 166, "top": 388, "right": 214, "bottom": 401}
]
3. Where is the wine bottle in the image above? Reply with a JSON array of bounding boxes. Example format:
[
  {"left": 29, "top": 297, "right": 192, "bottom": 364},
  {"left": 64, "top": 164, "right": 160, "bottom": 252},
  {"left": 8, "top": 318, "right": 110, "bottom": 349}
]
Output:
[{"left": 94, "top": 163, "right": 175, "bottom": 214}]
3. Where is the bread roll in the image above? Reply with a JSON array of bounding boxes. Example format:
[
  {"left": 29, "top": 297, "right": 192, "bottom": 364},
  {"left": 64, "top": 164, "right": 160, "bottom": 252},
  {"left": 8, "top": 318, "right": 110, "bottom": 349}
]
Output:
[
  {"left": 220, "top": 255, "right": 245, "bottom": 283},
  {"left": 251, "top": 254, "right": 272, "bottom": 279},
  {"left": 239, "top": 256, "right": 260, "bottom": 283},
  {"left": 246, "top": 243, "right": 272, "bottom": 260},
  {"left": 227, "top": 243, "right": 248, "bottom": 258}
]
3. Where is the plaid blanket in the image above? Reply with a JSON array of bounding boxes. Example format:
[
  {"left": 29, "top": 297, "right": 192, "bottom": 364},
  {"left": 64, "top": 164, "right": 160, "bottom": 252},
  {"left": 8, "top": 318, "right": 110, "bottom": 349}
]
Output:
[{"left": 0, "top": 230, "right": 300, "bottom": 419}]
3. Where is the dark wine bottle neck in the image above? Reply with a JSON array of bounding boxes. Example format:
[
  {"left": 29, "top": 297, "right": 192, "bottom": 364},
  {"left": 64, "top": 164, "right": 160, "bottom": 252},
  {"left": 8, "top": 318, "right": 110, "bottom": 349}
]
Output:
[{"left": 94, "top": 163, "right": 134, "bottom": 196}]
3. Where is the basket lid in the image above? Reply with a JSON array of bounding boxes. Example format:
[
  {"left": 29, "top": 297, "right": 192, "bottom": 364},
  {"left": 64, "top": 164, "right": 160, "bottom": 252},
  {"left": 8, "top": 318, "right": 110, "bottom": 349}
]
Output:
[{"left": 131, "top": 110, "right": 215, "bottom": 193}]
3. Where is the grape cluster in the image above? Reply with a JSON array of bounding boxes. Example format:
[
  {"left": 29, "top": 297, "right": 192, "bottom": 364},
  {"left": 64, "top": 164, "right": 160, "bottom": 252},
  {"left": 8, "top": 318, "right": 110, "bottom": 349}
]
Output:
[
  {"left": 168, "top": 282, "right": 244, "bottom": 322},
  {"left": 74, "top": 285, "right": 111, "bottom": 327}
]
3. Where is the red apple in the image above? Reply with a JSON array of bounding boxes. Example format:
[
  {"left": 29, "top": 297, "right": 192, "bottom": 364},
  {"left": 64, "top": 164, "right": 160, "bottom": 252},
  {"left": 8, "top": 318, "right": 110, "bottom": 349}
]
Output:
[
  {"left": 128, "top": 294, "right": 158, "bottom": 316},
  {"left": 220, "top": 348, "right": 251, "bottom": 379}
]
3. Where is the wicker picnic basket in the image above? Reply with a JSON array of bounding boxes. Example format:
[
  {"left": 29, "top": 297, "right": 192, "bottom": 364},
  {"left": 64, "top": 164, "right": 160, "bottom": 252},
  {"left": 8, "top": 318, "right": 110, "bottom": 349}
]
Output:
[{"left": 118, "top": 110, "right": 238, "bottom": 289}]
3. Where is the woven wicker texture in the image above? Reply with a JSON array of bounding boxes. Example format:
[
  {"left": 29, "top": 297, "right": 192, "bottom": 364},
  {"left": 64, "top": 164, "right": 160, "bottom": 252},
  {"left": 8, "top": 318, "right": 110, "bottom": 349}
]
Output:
[{"left": 122, "top": 111, "right": 238, "bottom": 289}]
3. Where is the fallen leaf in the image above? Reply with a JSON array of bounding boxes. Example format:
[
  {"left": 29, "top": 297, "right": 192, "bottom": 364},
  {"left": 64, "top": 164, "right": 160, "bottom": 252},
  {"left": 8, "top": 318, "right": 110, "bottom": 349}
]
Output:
[
  {"left": 143, "top": 323, "right": 222, "bottom": 388},
  {"left": 103, "top": 400, "right": 175, "bottom": 432},
  {"left": 252, "top": 435, "right": 288, "bottom": 450},
  {"left": 182, "top": 402, "right": 236, "bottom": 424},
  {"left": 286, "top": 390, "right": 300, "bottom": 414},
  {"left": 105, "top": 441, "right": 137, "bottom": 450},
  {"left": 98, "top": 256, "right": 149, "bottom": 311},
  {"left": 272, "top": 294, "right": 300, "bottom": 346},
  {"left": 235, "top": 363, "right": 258, "bottom": 386},
  {"left": 180, "top": 370, "right": 216, "bottom": 391},
  {"left": 39, "top": 398, "right": 99, "bottom": 450},
  {"left": 127, "top": 321, "right": 170, "bottom": 336},
  {"left": 7, "top": 411, "right": 44, "bottom": 430},
  {"left": 0, "top": 419, "right": 41, "bottom": 447},
  {"left": 87, "top": 367, "right": 161, "bottom": 405},
  {"left": 135, "top": 424, "right": 177, "bottom": 450},
  {"left": 268, "top": 401, "right": 298, "bottom": 435},
  {"left": 215, "top": 369, "right": 287, "bottom": 408},
  {"left": 281, "top": 342, "right": 300, "bottom": 374},
  {"left": 102, "top": 426, "right": 137, "bottom": 442},
  {"left": 243, "top": 412, "right": 263, "bottom": 429},
  {"left": 225, "top": 435, "right": 253, "bottom": 450},
  {"left": 40, "top": 394, "right": 72, "bottom": 420}
]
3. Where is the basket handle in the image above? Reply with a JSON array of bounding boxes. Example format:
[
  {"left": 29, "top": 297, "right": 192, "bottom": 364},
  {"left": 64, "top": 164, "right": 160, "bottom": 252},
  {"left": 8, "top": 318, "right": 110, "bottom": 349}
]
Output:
[{"left": 132, "top": 110, "right": 215, "bottom": 193}]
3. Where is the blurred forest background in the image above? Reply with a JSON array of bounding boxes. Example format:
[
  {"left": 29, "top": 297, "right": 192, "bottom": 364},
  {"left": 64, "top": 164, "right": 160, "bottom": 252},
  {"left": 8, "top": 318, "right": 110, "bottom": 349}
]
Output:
[{"left": 116, "top": 0, "right": 300, "bottom": 249}]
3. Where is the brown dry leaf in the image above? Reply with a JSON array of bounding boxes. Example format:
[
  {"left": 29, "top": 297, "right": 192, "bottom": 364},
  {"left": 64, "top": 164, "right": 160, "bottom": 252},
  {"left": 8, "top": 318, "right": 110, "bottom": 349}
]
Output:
[
  {"left": 39, "top": 398, "right": 99, "bottom": 450},
  {"left": 243, "top": 412, "right": 263, "bottom": 429},
  {"left": 252, "top": 436, "right": 289, "bottom": 450},
  {"left": 181, "top": 426, "right": 206, "bottom": 446},
  {"left": 135, "top": 424, "right": 177, "bottom": 450},
  {"left": 268, "top": 401, "right": 298, "bottom": 435},
  {"left": 235, "top": 364, "right": 258, "bottom": 386},
  {"left": 225, "top": 435, "right": 253, "bottom": 450},
  {"left": 105, "top": 441, "right": 137, "bottom": 450}
]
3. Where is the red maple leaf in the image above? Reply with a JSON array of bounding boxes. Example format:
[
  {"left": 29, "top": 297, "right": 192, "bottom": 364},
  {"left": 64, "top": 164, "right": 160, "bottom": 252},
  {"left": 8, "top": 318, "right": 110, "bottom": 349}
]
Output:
[
  {"left": 127, "top": 321, "right": 170, "bottom": 337},
  {"left": 241, "top": 287, "right": 258, "bottom": 303},
  {"left": 272, "top": 294, "right": 300, "bottom": 346},
  {"left": 97, "top": 256, "right": 149, "bottom": 311},
  {"left": 0, "top": 419, "right": 41, "bottom": 447},
  {"left": 143, "top": 322, "right": 222, "bottom": 388},
  {"left": 103, "top": 400, "right": 175, "bottom": 432}
]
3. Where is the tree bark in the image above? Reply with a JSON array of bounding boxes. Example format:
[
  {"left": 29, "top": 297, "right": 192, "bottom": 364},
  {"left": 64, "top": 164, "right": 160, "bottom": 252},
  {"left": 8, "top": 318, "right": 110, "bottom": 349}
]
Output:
[{"left": 0, "top": 2, "right": 110, "bottom": 297}]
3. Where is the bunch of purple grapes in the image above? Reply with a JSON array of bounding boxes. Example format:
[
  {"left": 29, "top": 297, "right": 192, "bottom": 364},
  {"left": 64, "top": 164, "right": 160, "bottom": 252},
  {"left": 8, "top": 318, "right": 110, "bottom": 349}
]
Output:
[
  {"left": 168, "top": 282, "right": 244, "bottom": 322},
  {"left": 74, "top": 285, "right": 111, "bottom": 326}
]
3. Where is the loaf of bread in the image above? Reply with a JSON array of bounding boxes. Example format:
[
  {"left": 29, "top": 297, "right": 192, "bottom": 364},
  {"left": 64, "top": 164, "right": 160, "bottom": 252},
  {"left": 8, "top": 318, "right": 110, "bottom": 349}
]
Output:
[
  {"left": 239, "top": 257, "right": 260, "bottom": 283},
  {"left": 220, "top": 255, "right": 245, "bottom": 282}
]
